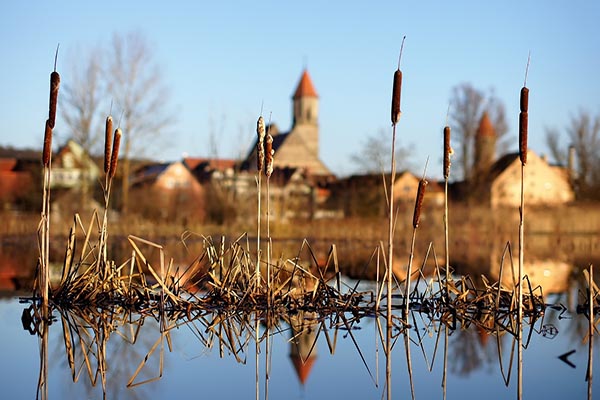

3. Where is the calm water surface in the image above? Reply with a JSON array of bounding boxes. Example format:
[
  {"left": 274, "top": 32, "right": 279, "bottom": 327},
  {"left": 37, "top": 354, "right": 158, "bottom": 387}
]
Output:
[{"left": 0, "top": 287, "right": 598, "bottom": 400}]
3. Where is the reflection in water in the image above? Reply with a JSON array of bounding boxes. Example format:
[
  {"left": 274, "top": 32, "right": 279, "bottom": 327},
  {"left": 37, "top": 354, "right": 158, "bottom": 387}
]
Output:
[
  {"left": 10, "top": 232, "right": 600, "bottom": 399},
  {"left": 288, "top": 310, "right": 318, "bottom": 385},
  {"left": 17, "top": 276, "right": 600, "bottom": 400}
]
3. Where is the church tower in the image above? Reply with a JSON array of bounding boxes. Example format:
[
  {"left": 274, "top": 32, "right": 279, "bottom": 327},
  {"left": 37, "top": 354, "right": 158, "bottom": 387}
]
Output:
[
  {"left": 474, "top": 111, "right": 496, "bottom": 178},
  {"left": 292, "top": 69, "right": 319, "bottom": 157}
]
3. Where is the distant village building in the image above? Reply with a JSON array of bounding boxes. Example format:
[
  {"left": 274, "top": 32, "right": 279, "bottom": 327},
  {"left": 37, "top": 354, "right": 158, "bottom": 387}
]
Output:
[
  {"left": 244, "top": 69, "right": 332, "bottom": 178},
  {"left": 0, "top": 158, "right": 33, "bottom": 209},
  {"left": 48, "top": 140, "right": 102, "bottom": 216},
  {"left": 488, "top": 151, "right": 574, "bottom": 208},
  {"left": 51, "top": 140, "right": 100, "bottom": 189},
  {"left": 330, "top": 171, "right": 444, "bottom": 217},
  {"left": 466, "top": 113, "right": 574, "bottom": 208},
  {"left": 131, "top": 161, "right": 205, "bottom": 222}
]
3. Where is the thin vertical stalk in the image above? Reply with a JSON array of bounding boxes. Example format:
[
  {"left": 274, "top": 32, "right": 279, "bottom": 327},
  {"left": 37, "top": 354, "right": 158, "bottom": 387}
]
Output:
[
  {"left": 517, "top": 164, "right": 524, "bottom": 400},
  {"left": 385, "top": 122, "right": 396, "bottom": 400},
  {"left": 256, "top": 174, "right": 262, "bottom": 288},
  {"left": 442, "top": 179, "right": 449, "bottom": 400},
  {"left": 517, "top": 55, "right": 529, "bottom": 400},
  {"left": 255, "top": 313, "right": 260, "bottom": 400},
  {"left": 387, "top": 36, "right": 405, "bottom": 400},
  {"left": 587, "top": 264, "right": 594, "bottom": 400},
  {"left": 442, "top": 121, "right": 451, "bottom": 400}
]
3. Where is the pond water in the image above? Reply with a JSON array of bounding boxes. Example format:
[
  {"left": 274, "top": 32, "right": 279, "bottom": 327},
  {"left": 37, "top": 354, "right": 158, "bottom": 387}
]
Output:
[
  {"left": 1, "top": 234, "right": 599, "bottom": 400},
  {"left": 0, "top": 282, "right": 598, "bottom": 400}
]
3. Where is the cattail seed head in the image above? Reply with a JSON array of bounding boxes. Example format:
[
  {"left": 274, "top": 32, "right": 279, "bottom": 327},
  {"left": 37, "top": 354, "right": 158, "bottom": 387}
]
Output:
[
  {"left": 391, "top": 69, "right": 402, "bottom": 125},
  {"left": 109, "top": 128, "right": 122, "bottom": 178},
  {"left": 104, "top": 116, "right": 113, "bottom": 174},
  {"left": 520, "top": 87, "right": 529, "bottom": 113},
  {"left": 519, "top": 111, "right": 528, "bottom": 165},
  {"left": 42, "top": 119, "right": 52, "bottom": 167},
  {"left": 265, "top": 134, "right": 274, "bottom": 178},
  {"left": 412, "top": 179, "right": 428, "bottom": 228},
  {"left": 256, "top": 116, "right": 265, "bottom": 173},
  {"left": 48, "top": 71, "right": 60, "bottom": 129},
  {"left": 257, "top": 116, "right": 266, "bottom": 141},
  {"left": 443, "top": 126, "right": 452, "bottom": 180}
]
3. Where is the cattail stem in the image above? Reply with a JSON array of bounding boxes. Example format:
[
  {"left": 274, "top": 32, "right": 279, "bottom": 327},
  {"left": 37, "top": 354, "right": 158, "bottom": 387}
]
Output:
[
  {"left": 256, "top": 115, "right": 266, "bottom": 289},
  {"left": 442, "top": 125, "right": 451, "bottom": 400},
  {"left": 386, "top": 39, "right": 405, "bottom": 400},
  {"left": 587, "top": 264, "right": 594, "bottom": 400},
  {"left": 385, "top": 122, "right": 396, "bottom": 400},
  {"left": 517, "top": 58, "right": 529, "bottom": 397}
]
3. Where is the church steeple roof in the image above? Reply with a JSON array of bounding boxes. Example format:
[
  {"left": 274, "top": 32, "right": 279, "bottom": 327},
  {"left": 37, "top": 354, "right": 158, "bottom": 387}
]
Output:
[
  {"left": 293, "top": 70, "right": 318, "bottom": 99},
  {"left": 476, "top": 112, "right": 496, "bottom": 138},
  {"left": 290, "top": 354, "right": 317, "bottom": 385}
]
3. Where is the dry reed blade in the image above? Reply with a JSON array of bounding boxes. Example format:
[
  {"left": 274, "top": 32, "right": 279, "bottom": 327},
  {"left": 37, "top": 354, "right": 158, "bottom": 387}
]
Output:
[{"left": 127, "top": 333, "right": 166, "bottom": 388}]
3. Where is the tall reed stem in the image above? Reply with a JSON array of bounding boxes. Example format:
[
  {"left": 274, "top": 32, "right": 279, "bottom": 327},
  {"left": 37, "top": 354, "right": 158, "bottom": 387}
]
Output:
[
  {"left": 385, "top": 122, "right": 396, "bottom": 400},
  {"left": 517, "top": 163, "right": 524, "bottom": 399},
  {"left": 588, "top": 264, "right": 594, "bottom": 400},
  {"left": 386, "top": 36, "right": 405, "bottom": 400}
]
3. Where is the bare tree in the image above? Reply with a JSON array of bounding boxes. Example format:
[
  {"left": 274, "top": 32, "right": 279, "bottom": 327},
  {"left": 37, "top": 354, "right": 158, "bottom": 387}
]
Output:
[
  {"left": 104, "top": 31, "right": 175, "bottom": 211},
  {"left": 449, "top": 83, "right": 508, "bottom": 180},
  {"left": 350, "top": 128, "right": 413, "bottom": 174},
  {"left": 61, "top": 46, "right": 104, "bottom": 154},
  {"left": 60, "top": 32, "right": 175, "bottom": 211},
  {"left": 546, "top": 109, "right": 600, "bottom": 199}
]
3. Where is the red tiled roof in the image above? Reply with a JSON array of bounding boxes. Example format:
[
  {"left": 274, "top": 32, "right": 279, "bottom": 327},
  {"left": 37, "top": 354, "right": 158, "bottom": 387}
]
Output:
[
  {"left": 0, "top": 158, "right": 17, "bottom": 171},
  {"left": 293, "top": 70, "right": 318, "bottom": 99},
  {"left": 184, "top": 157, "right": 236, "bottom": 172},
  {"left": 477, "top": 112, "right": 495, "bottom": 138}
]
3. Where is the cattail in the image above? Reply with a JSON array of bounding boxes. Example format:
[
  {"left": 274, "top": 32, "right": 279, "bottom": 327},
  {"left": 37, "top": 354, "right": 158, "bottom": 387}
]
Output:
[
  {"left": 391, "top": 69, "right": 402, "bottom": 125},
  {"left": 520, "top": 54, "right": 530, "bottom": 165},
  {"left": 520, "top": 87, "right": 529, "bottom": 113},
  {"left": 256, "top": 116, "right": 265, "bottom": 172},
  {"left": 104, "top": 116, "right": 113, "bottom": 174},
  {"left": 443, "top": 126, "right": 452, "bottom": 180},
  {"left": 265, "top": 133, "right": 274, "bottom": 178},
  {"left": 42, "top": 119, "right": 52, "bottom": 167},
  {"left": 412, "top": 179, "right": 428, "bottom": 228},
  {"left": 108, "top": 128, "right": 122, "bottom": 178},
  {"left": 391, "top": 36, "right": 406, "bottom": 126},
  {"left": 519, "top": 110, "right": 528, "bottom": 165},
  {"left": 48, "top": 71, "right": 60, "bottom": 129}
]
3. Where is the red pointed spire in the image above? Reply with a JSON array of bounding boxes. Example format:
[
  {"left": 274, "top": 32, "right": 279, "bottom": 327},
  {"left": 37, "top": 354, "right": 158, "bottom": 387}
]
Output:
[
  {"left": 477, "top": 111, "right": 495, "bottom": 138},
  {"left": 290, "top": 354, "right": 317, "bottom": 385},
  {"left": 293, "top": 70, "right": 318, "bottom": 99}
]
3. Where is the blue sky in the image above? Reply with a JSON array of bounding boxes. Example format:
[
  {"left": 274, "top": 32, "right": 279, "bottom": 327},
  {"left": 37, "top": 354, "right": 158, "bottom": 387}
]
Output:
[{"left": 1, "top": 1, "right": 599, "bottom": 178}]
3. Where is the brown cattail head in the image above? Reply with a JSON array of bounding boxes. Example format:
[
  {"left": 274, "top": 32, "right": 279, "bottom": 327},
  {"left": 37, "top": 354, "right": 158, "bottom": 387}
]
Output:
[
  {"left": 519, "top": 111, "right": 528, "bottom": 165},
  {"left": 42, "top": 119, "right": 52, "bottom": 167},
  {"left": 443, "top": 126, "right": 452, "bottom": 180},
  {"left": 412, "top": 179, "right": 428, "bottom": 228},
  {"left": 257, "top": 116, "right": 266, "bottom": 141},
  {"left": 104, "top": 116, "right": 113, "bottom": 174},
  {"left": 48, "top": 71, "right": 60, "bottom": 129},
  {"left": 265, "top": 134, "right": 274, "bottom": 178},
  {"left": 520, "top": 87, "right": 529, "bottom": 113},
  {"left": 109, "top": 128, "right": 122, "bottom": 178},
  {"left": 391, "top": 69, "right": 402, "bottom": 125},
  {"left": 256, "top": 116, "right": 266, "bottom": 172}
]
